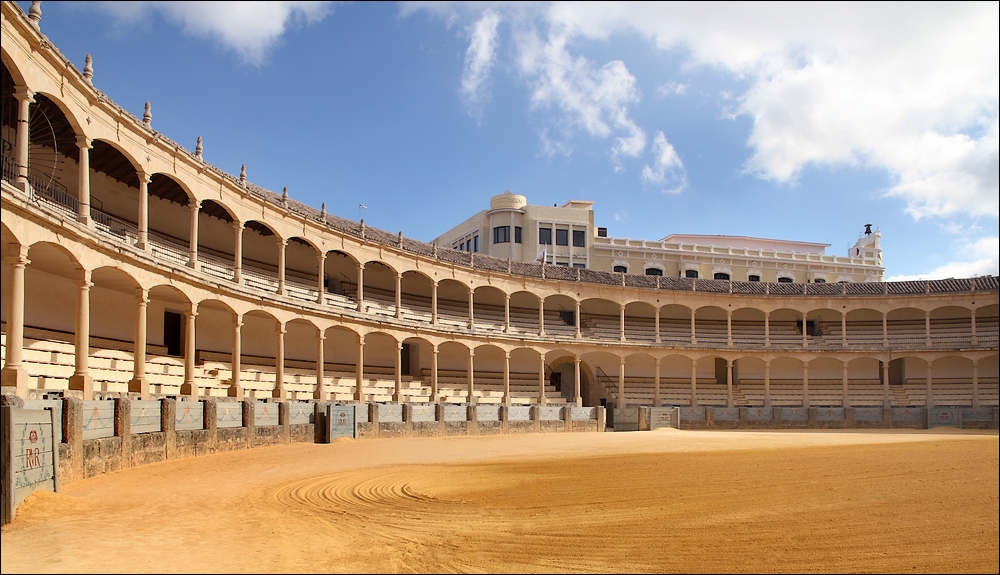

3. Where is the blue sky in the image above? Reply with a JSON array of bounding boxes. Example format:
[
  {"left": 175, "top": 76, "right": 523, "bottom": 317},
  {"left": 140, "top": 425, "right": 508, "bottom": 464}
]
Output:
[{"left": 17, "top": 1, "right": 999, "bottom": 279}]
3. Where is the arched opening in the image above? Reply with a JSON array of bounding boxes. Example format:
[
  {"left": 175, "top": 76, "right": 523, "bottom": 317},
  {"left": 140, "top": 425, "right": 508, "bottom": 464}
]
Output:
[
  {"left": 88, "top": 139, "right": 142, "bottom": 242},
  {"left": 436, "top": 279, "right": 470, "bottom": 329},
  {"left": 284, "top": 237, "right": 320, "bottom": 302},
  {"left": 846, "top": 357, "right": 883, "bottom": 406},
  {"left": 283, "top": 319, "right": 320, "bottom": 401},
  {"left": 193, "top": 299, "right": 238, "bottom": 398},
  {"left": 694, "top": 306, "right": 727, "bottom": 345},
  {"left": 806, "top": 307, "right": 843, "bottom": 345},
  {"left": 89, "top": 267, "right": 140, "bottom": 394},
  {"left": 544, "top": 294, "right": 577, "bottom": 338},
  {"left": 473, "top": 344, "right": 506, "bottom": 404},
  {"left": 769, "top": 308, "right": 804, "bottom": 347},
  {"left": 509, "top": 291, "right": 541, "bottom": 335},
  {"left": 733, "top": 356, "right": 766, "bottom": 406},
  {"left": 361, "top": 261, "right": 397, "bottom": 317},
  {"left": 622, "top": 353, "right": 656, "bottom": 406},
  {"left": 545, "top": 349, "right": 584, "bottom": 404},
  {"left": 579, "top": 298, "right": 620, "bottom": 341},
  {"left": 768, "top": 357, "right": 805, "bottom": 406},
  {"left": 322, "top": 326, "right": 361, "bottom": 401},
  {"left": 977, "top": 305, "right": 999, "bottom": 348},
  {"left": 930, "top": 306, "right": 972, "bottom": 346},
  {"left": 845, "top": 308, "right": 883, "bottom": 347},
  {"left": 806, "top": 356, "right": 845, "bottom": 407},
  {"left": 473, "top": 286, "right": 506, "bottom": 332},
  {"left": 694, "top": 355, "right": 729, "bottom": 406},
  {"left": 886, "top": 307, "right": 925, "bottom": 346},
  {"left": 241, "top": 221, "right": 280, "bottom": 292},
  {"left": 399, "top": 271, "right": 433, "bottom": 323},
  {"left": 194, "top": 200, "right": 236, "bottom": 280},
  {"left": 362, "top": 331, "right": 398, "bottom": 401},
  {"left": 436, "top": 341, "right": 471, "bottom": 403},
  {"left": 623, "top": 301, "right": 656, "bottom": 342},
  {"left": 146, "top": 285, "right": 192, "bottom": 396},
  {"left": 146, "top": 173, "right": 193, "bottom": 264},
  {"left": 240, "top": 310, "right": 280, "bottom": 399},
  {"left": 732, "top": 307, "right": 765, "bottom": 347},
  {"left": 580, "top": 351, "right": 623, "bottom": 410},
  {"left": 401, "top": 336, "right": 433, "bottom": 397},
  {"left": 321, "top": 250, "right": 359, "bottom": 310},
  {"left": 659, "top": 304, "right": 691, "bottom": 344}
]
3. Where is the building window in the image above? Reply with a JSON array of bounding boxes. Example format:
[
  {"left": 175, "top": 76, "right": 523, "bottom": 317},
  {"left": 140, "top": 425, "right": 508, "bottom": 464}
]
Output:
[
  {"left": 714, "top": 272, "right": 730, "bottom": 280},
  {"left": 539, "top": 228, "right": 552, "bottom": 245},
  {"left": 777, "top": 276, "right": 793, "bottom": 283},
  {"left": 573, "top": 230, "right": 585, "bottom": 247},
  {"left": 748, "top": 275, "right": 761, "bottom": 282},
  {"left": 556, "top": 262, "right": 569, "bottom": 266},
  {"left": 685, "top": 270, "right": 699, "bottom": 279},
  {"left": 556, "top": 229, "right": 568, "bottom": 246},
  {"left": 514, "top": 227, "right": 522, "bottom": 243},
  {"left": 493, "top": 226, "right": 510, "bottom": 244},
  {"left": 474, "top": 236, "right": 479, "bottom": 252},
  {"left": 466, "top": 239, "right": 472, "bottom": 252},
  {"left": 597, "top": 227, "right": 608, "bottom": 237},
  {"left": 613, "top": 265, "right": 628, "bottom": 273},
  {"left": 572, "top": 263, "right": 586, "bottom": 269},
  {"left": 645, "top": 268, "right": 663, "bottom": 276},
  {"left": 814, "top": 278, "right": 825, "bottom": 283}
]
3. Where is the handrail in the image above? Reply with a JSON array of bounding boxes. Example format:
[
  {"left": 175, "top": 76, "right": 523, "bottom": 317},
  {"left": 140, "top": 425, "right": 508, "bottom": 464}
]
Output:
[{"left": 596, "top": 367, "right": 618, "bottom": 401}]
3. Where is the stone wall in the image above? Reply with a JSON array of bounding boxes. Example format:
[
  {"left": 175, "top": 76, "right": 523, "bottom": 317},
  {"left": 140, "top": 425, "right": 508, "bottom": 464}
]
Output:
[{"left": 666, "top": 406, "right": 998, "bottom": 431}]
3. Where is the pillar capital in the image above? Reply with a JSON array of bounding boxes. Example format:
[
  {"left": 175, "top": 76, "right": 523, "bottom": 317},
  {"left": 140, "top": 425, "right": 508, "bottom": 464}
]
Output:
[
  {"left": 275, "top": 325, "right": 286, "bottom": 335},
  {"left": 232, "top": 221, "right": 244, "bottom": 231},
  {"left": 189, "top": 199, "right": 202, "bottom": 211},
  {"left": 396, "top": 341, "right": 403, "bottom": 350},
  {"left": 276, "top": 237, "right": 287, "bottom": 247},
  {"left": 504, "top": 350, "right": 511, "bottom": 359},
  {"left": 137, "top": 169, "right": 151, "bottom": 184},
  {"left": 76, "top": 135, "right": 92, "bottom": 149},
  {"left": 13, "top": 86, "right": 34, "bottom": 103},
  {"left": 3, "top": 249, "right": 30, "bottom": 267},
  {"left": 232, "top": 317, "right": 243, "bottom": 328},
  {"left": 135, "top": 287, "right": 149, "bottom": 304}
]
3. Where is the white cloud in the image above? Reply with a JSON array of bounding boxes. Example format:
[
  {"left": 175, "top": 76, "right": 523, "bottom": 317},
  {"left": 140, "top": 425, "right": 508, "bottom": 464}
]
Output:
[
  {"left": 95, "top": 1, "right": 333, "bottom": 65},
  {"left": 657, "top": 81, "right": 686, "bottom": 96},
  {"left": 886, "top": 237, "right": 999, "bottom": 281},
  {"left": 460, "top": 10, "right": 501, "bottom": 120},
  {"left": 642, "top": 131, "right": 686, "bottom": 194}
]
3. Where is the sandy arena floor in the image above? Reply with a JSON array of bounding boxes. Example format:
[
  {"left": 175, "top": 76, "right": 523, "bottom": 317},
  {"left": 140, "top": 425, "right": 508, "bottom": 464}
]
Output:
[{"left": 1, "top": 429, "right": 997, "bottom": 573}]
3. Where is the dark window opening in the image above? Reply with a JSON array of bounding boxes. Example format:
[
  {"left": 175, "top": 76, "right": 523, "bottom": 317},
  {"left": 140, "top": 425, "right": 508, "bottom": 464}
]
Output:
[
  {"left": 514, "top": 227, "right": 522, "bottom": 243},
  {"left": 493, "top": 226, "right": 510, "bottom": 244},
  {"left": 613, "top": 265, "right": 628, "bottom": 273},
  {"left": 645, "top": 268, "right": 663, "bottom": 276},
  {"left": 597, "top": 227, "right": 608, "bottom": 237},
  {"left": 797, "top": 320, "right": 818, "bottom": 336},
  {"left": 573, "top": 229, "right": 586, "bottom": 247},
  {"left": 401, "top": 343, "right": 411, "bottom": 375},
  {"left": 777, "top": 276, "right": 793, "bottom": 283},
  {"left": 572, "top": 263, "right": 586, "bottom": 269},
  {"left": 474, "top": 236, "right": 479, "bottom": 252},
  {"left": 714, "top": 272, "right": 730, "bottom": 280},
  {"left": 685, "top": 270, "right": 699, "bottom": 279},
  {"left": 559, "top": 311, "right": 575, "bottom": 326},
  {"left": 550, "top": 372, "right": 562, "bottom": 393},
  {"left": 539, "top": 228, "right": 552, "bottom": 245},
  {"left": 748, "top": 275, "right": 761, "bottom": 282},
  {"left": 556, "top": 262, "right": 569, "bottom": 266},
  {"left": 556, "top": 229, "right": 568, "bottom": 246},
  {"left": 163, "top": 311, "right": 182, "bottom": 357},
  {"left": 814, "top": 278, "right": 825, "bottom": 283}
]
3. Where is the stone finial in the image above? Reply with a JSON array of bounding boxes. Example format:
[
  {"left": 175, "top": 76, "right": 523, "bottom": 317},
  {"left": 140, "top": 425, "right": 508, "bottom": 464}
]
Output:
[
  {"left": 83, "top": 54, "right": 93, "bottom": 85},
  {"left": 28, "top": 2, "right": 41, "bottom": 28},
  {"left": 398, "top": 231, "right": 403, "bottom": 247},
  {"left": 281, "top": 187, "right": 289, "bottom": 207},
  {"left": 195, "top": 136, "right": 203, "bottom": 160},
  {"left": 143, "top": 101, "right": 151, "bottom": 127},
  {"left": 433, "top": 242, "right": 438, "bottom": 258},
  {"left": 320, "top": 202, "right": 327, "bottom": 222},
  {"left": 239, "top": 164, "right": 247, "bottom": 184},
  {"left": 360, "top": 219, "right": 366, "bottom": 239}
]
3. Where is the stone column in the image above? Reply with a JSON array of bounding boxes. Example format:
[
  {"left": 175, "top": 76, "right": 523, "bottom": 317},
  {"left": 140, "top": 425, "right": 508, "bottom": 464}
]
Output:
[
  {"left": 431, "top": 281, "right": 438, "bottom": 325},
  {"left": 187, "top": 200, "right": 200, "bottom": 268},
  {"left": 68, "top": 268, "right": 93, "bottom": 398},
  {"left": 971, "top": 360, "right": 979, "bottom": 408},
  {"left": 137, "top": 171, "right": 150, "bottom": 250},
  {"left": 882, "top": 360, "right": 891, "bottom": 408},
  {"left": 654, "top": 307, "right": 661, "bottom": 344},
  {"left": 654, "top": 357, "right": 661, "bottom": 407},
  {"left": 970, "top": 308, "right": 978, "bottom": 345},
  {"left": 690, "top": 360, "right": 697, "bottom": 407},
  {"left": 618, "top": 357, "right": 626, "bottom": 409},
  {"left": 394, "top": 273, "right": 402, "bottom": 319},
  {"left": 468, "top": 288, "right": 475, "bottom": 329},
  {"left": 573, "top": 356, "right": 582, "bottom": 407},
  {"left": 619, "top": 303, "right": 626, "bottom": 342},
  {"left": 801, "top": 311, "right": 808, "bottom": 348},
  {"left": 727, "top": 310, "right": 733, "bottom": 347},
  {"left": 925, "top": 310, "right": 932, "bottom": 347},
  {"left": 841, "top": 312, "right": 847, "bottom": 347},
  {"left": 726, "top": 359, "right": 734, "bottom": 408},
  {"left": 75, "top": 136, "right": 91, "bottom": 224},
  {"left": 276, "top": 239, "right": 287, "bottom": 295},
  {"left": 504, "top": 294, "right": 511, "bottom": 333},
  {"left": 538, "top": 355, "right": 546, "bottom": 405},
  {"left": 1, "top": 248, "right": 30, "bottom": 397},
  {"left": 354, "top": 335, "right": 365, "bottom": 401},
  {"left": 182, "top": 305, "right": 197, "bottom": 399},
  {"left": 764, "top": 360, "right": 771, "bottom": 408},
  {"left": 882, "top": 312, "right": 889, "bottom": 347},
  {"left": 128, "top": 288, "right": 149, "bottom": 397},
  {"left": 925, "top": 361, "right": 933, "bottom": 409},
  {"left": 690, "top": 309, "right": 697, "bottom": 345},
  {"left": 314, "top": 331, "right": 325, "bottom": 400},
  {"left": 538, "top": 298, "right": 545, "bottom": 337},
  {"left": 273, "top": 324, "right": 286, "bottom": 400},
  {"left": 802, "top": 361, "right": 809, "bottom": 408},
  {"left": 503, "top": 351, "right": 511, "bottom": 406},
  {"left": 13, "top": 87, "right": 33, "bottom": 192},
  {"left": 230, "top": 317, "right": 243, "bottom": 399},
  {"left": 316, "top": 252, "right": 326, "bottom": 304},
  {"left": 842, "top": 362, "right": 850, "bottom": 408},
  {"left": 233, "top": 222, "right": 244, "bottom": 284},
  {"left": 764, "top": 312, "right": 770, "bottom": 347},
  {"left": 467, "top": 349, "right": 476, "bottom": 404},
  {"left": 430, "top": 347, "right": 439, "bottom": 401},
  {"left": 575, "top": 300, "right": 582, "bottom": 339},
  {"left": 392, "top": 341, "right": 403, "bottom": 403},
  {"left": 356, "top": 264, "right": 364, "bottom": 312}
]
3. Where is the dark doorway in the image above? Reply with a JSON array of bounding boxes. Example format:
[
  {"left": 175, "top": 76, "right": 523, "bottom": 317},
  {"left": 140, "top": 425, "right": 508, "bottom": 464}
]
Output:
[
  {"left": 401, "top": 343, "right": 410, "bottom": 375},
  {"left": 550, "top": 372, "right": 562, "bottom": 392},
  {"left": 164, "top": 311, "right": 182, "bottom": 356}
]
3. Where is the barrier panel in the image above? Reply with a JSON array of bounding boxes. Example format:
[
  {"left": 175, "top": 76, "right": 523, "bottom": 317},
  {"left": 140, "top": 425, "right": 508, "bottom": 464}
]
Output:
[
  {"left": 287, "top": 402, "right": 312, "bottom": 425},
  {"left": 326, "top": 405, "right": 357, "bottom": 439},
  {"left": 355, "top": 404, "right": 369, "bottom": 423},
  {"left": 781, "top": 407, "right": 808, "bottom": 421},
  {"left": 571, "top": 407, "right": 596, "bottom": 421},
  {"left": 476, "top": 405, "right": 500, "bottom": 421},
  {"left": 816, "top": 408, "right": 845, "bottom": 421},
  {"left": 23, "top": 400, "right": 62, "bottom": 443},
  {"left": 378, "top": 404, "right": 403, "bottom": 423},
  {"left": 852, "top": 407, "right": 883, "bottom": 421},
  {"left": 538, "top": 405, "right": 562, "bottom": 421},
  {"left": 2, "top": 406, "right": 60, "bottom": 525},
  {"left": 410, "top": 404, "right": 436, "bottom": 422},
  {"left": 443, "top": 405, "right": 466, "bottom": 422},
  {"left": 928, "top": 407, "right": 960, "bottom": 428},
  {"left": 679, "top": 406, "right": 706, "bottom": 421},
  {"left": 712, "top": 408, "right": 740, "bottom": 421},
  {"left": 649, "top": 407, "right": 680, "bottom": 429},
  {"left": 613, "top": 408, "right": 640, "bottom": 431},
  {"left": 175, "top": 401, "right": 204, "bottom": 431},
  {"left": 131, "top": 400, "right": 162, "bottom": 434},
  {"left": 961, "top": 407, "right": 994, "bottom": 422},
  {"left": 82, "top": 401, "right": 115, "bottom": 439},
  {"left": 216, "top": 402, "right": 243, "bottom": 428},
  {"left": 746, "top": 407, "right": 772, "bottom": 422},
  {"left": 508, "top": 406, "right": 531, "bottom": 421},
  {"left": 892, "top": 407, "right": 925, "bottom": 423},
  {"left": 255, "top": 401, "right": 279, "bottom": 427}
]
